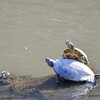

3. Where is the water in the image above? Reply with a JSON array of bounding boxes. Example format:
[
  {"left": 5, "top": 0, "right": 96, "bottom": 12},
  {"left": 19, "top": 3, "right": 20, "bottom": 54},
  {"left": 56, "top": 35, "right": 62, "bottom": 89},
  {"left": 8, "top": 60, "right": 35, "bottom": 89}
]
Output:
[{"left": 0, "top": 0, "right": 100, "bottom": 99}]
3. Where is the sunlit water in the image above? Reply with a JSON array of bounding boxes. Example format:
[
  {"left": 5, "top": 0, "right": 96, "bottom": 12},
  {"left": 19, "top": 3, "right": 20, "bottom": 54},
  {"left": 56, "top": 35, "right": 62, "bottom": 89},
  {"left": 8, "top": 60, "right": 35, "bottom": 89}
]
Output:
[{"left": 0, "top": 0, "right": 100, "bottom": 99}]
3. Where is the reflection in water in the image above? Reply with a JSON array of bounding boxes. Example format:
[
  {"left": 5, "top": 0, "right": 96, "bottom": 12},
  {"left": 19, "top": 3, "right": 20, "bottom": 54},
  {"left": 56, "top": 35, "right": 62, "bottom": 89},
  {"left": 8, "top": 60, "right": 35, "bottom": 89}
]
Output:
[{"left": 0, "top": 0, "right": 100, "bottom": 100}]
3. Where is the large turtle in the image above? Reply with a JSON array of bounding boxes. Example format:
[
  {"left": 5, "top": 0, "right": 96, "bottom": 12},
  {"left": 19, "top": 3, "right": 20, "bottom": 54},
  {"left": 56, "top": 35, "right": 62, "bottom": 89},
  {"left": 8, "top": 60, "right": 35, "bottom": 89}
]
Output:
[
  {"left": 45, "top": 58, "right": 95, "bottom": 85},
  {"left": 62, "top": 40, "right": 89, "bottom": 65}
]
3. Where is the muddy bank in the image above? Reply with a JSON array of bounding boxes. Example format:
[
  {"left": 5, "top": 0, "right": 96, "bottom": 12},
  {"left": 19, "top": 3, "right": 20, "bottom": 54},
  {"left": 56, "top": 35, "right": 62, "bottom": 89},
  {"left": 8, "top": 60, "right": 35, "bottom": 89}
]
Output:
[{"left": 0, "top": 71, "right": 100, "bottom": 100}]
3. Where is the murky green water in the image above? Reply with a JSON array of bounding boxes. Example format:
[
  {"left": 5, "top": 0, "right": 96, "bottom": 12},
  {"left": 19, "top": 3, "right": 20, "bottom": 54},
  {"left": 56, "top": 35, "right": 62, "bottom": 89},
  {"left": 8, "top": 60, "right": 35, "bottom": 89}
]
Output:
[{"left": 0, "top": 0, "right": 100, "bottom": 99}]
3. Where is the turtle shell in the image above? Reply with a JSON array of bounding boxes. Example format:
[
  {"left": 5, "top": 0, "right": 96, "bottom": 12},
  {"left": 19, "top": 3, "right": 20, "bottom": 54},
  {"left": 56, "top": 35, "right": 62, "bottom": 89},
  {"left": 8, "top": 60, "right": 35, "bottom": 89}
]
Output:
[
  {"left": 62, "top": 48, "right": 89, "bottom": 65},
  {"left": 53, "top": 59, "right": 94, "bottom": 82}
]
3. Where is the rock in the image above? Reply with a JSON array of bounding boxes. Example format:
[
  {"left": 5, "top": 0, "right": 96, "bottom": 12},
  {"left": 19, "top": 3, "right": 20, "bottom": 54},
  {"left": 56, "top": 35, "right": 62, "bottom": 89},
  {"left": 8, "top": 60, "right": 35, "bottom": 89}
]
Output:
[{"left": 0, "top": 68, "right": 99, "bottom": 100}]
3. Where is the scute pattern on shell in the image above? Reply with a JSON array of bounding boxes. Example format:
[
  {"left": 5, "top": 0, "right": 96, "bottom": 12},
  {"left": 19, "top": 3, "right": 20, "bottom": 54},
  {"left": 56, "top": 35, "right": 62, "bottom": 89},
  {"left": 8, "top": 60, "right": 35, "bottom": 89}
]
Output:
[
  {"left": 62, "top": 48, "right": 89, "bottom": 65},
  {"left": 53, "top": 59, "right": 94, "bottom": 82}
]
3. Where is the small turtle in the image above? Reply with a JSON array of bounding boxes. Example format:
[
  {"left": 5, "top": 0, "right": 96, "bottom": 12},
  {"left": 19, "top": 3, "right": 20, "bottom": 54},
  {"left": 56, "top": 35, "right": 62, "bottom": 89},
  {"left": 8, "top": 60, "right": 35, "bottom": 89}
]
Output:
[
  {"left": 62, "top": 40, "right": 89, "bottom": 65},
  {"left": 45, "top": 58, "right": 95, "bottom": 85},
  {"left": 1, "top": 71, "right": 10, "bottom": 79}
]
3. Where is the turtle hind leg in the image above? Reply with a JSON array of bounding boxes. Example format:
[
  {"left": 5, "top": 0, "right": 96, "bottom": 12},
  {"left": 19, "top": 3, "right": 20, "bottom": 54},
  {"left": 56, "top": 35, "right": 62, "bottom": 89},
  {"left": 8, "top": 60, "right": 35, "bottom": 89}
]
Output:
[{"left": 87, "top": 81, "right": 97, "bottom": 88}]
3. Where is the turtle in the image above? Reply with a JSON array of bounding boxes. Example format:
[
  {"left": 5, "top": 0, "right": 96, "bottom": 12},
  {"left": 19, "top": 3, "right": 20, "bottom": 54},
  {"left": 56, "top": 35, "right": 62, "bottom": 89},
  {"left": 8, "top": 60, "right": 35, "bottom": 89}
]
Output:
[
  {"left": 1, "top": 71, "right": 10, "bottom": 79},
  {"left": 45, "top": 58, "right": 96, "bottom": 85},
  {"left": 62, "top": 40, "right": 89, "bottom": 65}
]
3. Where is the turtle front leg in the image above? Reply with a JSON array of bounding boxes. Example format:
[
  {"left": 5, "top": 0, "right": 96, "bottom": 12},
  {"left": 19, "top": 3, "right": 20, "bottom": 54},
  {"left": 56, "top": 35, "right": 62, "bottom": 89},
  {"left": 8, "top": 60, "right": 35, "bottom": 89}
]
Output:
[
  {"left": 56, "top": 74, "right": 60, "bottom": 88},
  {"left": 56, "top": 74, "right": 60, "bottom": 82}
]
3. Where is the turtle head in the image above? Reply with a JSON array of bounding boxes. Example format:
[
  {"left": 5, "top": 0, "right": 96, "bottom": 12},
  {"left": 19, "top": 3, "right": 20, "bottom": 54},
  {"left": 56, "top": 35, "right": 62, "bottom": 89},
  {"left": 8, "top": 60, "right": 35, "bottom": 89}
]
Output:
[
  {"left": 66, "top": 40, "right": 74, "bottom": 51},
  {"left": 45, "top": 58, "right": 55, "bottom": 67}
]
